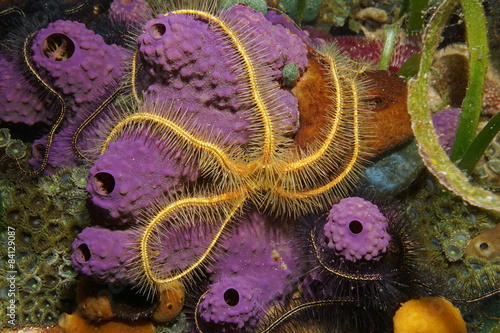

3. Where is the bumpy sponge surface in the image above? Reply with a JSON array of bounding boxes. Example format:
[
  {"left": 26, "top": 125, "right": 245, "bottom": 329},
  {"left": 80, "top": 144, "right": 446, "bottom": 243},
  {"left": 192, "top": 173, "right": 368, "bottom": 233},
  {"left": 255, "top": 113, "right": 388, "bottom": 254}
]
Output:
[{"left": 324, "top": 197, "right": 391, "bottom": 261}]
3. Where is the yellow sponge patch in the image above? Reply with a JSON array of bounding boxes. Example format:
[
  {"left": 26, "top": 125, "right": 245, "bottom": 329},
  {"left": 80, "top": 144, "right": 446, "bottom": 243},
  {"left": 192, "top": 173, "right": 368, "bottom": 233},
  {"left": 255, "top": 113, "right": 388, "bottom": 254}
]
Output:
[{"left": 393, "top": 297, "right": 466, "bottom": 333}]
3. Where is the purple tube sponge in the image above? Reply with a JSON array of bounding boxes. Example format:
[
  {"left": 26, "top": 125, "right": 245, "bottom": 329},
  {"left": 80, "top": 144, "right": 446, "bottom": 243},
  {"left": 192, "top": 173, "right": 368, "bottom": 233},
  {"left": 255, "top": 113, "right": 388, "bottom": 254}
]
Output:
[
  {"left": 136, "top": 4, "right": 308, "bottom": 146},
  {"left": 431, "top": 108, "right": 461, "bottom": 155},
  {"left": 31, "top": 19, "right": 127, "bottom": 105},
  {"left": 27, "top": 20, "right": 129, "bottom": 173},
  {"left": 28, "top": 103, "right": 115, "bottom": 173},
  {"left": 109, "top": 0, "right": 153, "bottom": 26},
  {"left": 207, "top": 211, "right": 300, "bottom": 306},
  {"left": 197, "top": 277, "right": 262, "bottom": 332},
  {"left": 71, "top": 226, "right": 136, "bottom": 284},
  {"left": 86, "top": 131, "right": 198, "bottom": 226},
  {"left": 194, "top": 211, "right": 300, "bottom": 331},
  {"left": 0, "top": 54, "right": 51, "bottom": 125},
  {"left": 72, "top": 218, "right": 223, "bottom": 285},
  {"left": 324, "top": 197, "right": 391, "bottom": 262}
]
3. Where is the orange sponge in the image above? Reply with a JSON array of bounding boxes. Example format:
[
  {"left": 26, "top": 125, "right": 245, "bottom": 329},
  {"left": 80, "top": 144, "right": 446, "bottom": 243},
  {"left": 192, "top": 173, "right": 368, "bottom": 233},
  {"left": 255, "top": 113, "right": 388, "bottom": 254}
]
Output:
[
  {"left": 393, "top": 297, "right": 466, "bottom": 333},
  {"left": 58, "top": 312, "right": 154, "bottom": 333}
]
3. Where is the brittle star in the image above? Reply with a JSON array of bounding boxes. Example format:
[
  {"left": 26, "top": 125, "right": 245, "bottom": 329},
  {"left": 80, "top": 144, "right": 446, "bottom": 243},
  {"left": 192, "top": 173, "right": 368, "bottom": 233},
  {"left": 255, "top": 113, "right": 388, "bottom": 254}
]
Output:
[{"left": 99, "top": 8, "right": 374, "bottom": 296}]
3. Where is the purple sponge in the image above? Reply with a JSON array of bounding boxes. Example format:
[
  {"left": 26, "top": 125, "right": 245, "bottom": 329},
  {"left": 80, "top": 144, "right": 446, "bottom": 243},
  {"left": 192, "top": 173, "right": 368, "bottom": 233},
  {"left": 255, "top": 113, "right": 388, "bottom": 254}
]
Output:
[
  {"left": 0, "top": 54, "right": 51, "bottom": 125},
  {"left": 86, "top": 131, "right": 199, "bottom": 226},
  {"left": 208, "top": 211, "right": 299, "bottom": 297},
  {"left": 196, "top": 211, "right": 300, "bottom": 330},
  {"left": 431, "top": 108, "right": 461, "bottom": 155},
  {"left": 31, "top": 19, "right": 127, "bottom": 105},
  {"left": 324, "top": 197, "right": 391, "bottom": 262},
  {"left": 71, "top": 226, "right": 136, "bottom": 284},
  {"left": 27, "top": 20, "right": 129, "bottom": 173},
  {"left": 136, "top": 4, "right": 308, "bottom": 146},
  {"left": 109, "top": 0, "right": 153, "bottom": 26},
  {"left": 197, "top": 276, "right": 262, "bottom": 332},
  {"left": 72, "top": 216, "right": 225, "bottom": 285}
]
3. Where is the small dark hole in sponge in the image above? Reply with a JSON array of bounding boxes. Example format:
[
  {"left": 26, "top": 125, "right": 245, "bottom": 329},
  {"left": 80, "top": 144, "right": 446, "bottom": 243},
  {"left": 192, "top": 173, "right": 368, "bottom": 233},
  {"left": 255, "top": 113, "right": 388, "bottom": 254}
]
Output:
[
  {"left": 223, "top": 288, "right": 239, "bottom": 307},
  {"left": 349, "top": 220, "right": 363, "bottom": 234},
  {"left": 150, "top": 23, "right": 166, "bottom": 39},
  {"left": 77, "top": 243, "right": 91, "bottom": 262},
  {"left": 93, "top": 172, "right": 115, "bottom": 195}
]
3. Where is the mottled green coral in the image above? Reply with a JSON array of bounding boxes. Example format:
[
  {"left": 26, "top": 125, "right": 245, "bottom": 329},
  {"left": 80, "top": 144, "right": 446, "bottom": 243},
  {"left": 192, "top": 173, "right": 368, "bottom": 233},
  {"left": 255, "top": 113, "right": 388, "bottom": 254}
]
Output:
[
  {"left": 0, "top": 160, "right": 90, "bottom": 326},
  {"left": 471, "top": 124, "right": 500, "bottom": 192},
  {"left": 274, "top": 0, "right": 321, "bottom": 23},
  {"left": 403, "top": 175, "right": 500, "bottom": 331},
  {"left": 441, "top": 228, "right": 471, "bottom": 262},
  {"left": 0, "top": 128, "right": 11, "bottom": 148},
  {"left": 0, "top": 128, "right": 31, "bottom": 169},
  {"left": 219, "top": 0, "right": 268, "bottom": 14}
]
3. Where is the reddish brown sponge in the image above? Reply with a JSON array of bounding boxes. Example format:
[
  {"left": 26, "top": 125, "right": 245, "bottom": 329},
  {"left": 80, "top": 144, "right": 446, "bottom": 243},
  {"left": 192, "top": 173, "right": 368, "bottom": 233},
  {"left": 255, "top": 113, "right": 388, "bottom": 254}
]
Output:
[{"left": 361, "top": 70, "right": 412, "bottom": 154}]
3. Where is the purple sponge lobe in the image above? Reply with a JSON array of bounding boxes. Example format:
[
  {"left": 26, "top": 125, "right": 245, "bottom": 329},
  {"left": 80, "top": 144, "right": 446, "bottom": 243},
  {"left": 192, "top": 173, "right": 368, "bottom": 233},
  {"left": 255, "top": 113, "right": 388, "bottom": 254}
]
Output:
[
  {"left": 197, "top": 277, "right": 262, "bottom": 332},
  {"left": 86, "top": 133, "right": 198, "bottom": 226},
  {"left": 31, "top": 20, "right": 127, "bottom": 105},
  {"left": 208, "top": 211, "right": 300, "bottom": 305},
  {"left": 324, "top": 197, "right": 391, "bottom": 262},
  {"left": 71, "top": 226, "right": 136, "bottom": 284},
  {"left": 0, "top": 54, "right": 51, "bottom": 125},
  {"left": 109, "top": 0, "right": 153, "bottom": 26}
]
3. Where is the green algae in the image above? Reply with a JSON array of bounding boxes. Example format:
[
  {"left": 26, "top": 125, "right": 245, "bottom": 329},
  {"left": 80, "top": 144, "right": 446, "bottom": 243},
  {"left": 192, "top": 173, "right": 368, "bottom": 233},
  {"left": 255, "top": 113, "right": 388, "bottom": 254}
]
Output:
[
  {"left": 459, "top": 112, "right": 500, "bottom": 173},
  {"left": 407, "top": 0, "right": 500, "bottom": 212},
  {"left": 450, "top": 0, "right": 490, "bottom": 163},
  {"left": 400, "top": 0, "right": 429, "bottom": 35},
  {"left": 378, "top": 23, "right": 399, "bottom": 70}
]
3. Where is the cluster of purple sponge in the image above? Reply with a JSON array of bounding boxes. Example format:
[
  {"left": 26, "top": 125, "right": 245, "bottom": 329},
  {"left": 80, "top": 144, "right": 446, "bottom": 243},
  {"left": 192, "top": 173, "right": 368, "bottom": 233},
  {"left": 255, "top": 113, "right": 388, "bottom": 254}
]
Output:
[
  {"left": 85, "top": 4, "right": 310, "bottom": 227},
  {"left": 72, "top": 4, "right": 310, "bottom": 329},
  {"left": 136, "top": 4, "right": 308, "bottom": 147},
  {"left": 27, "top": 19, "right": 129, "bottom": 173},
  {"left": 0, "top": 1, "right": 433, "bottom": 330}
]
